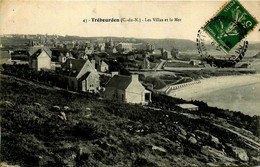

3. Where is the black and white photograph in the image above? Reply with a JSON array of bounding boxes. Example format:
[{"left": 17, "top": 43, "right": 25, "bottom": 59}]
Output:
[{"left": 0, "top": 0, "right": 260, "bottom": 166}]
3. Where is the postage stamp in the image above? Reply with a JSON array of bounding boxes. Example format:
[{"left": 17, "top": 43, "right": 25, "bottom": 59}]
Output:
[
  {"left": 196, "top": 26, "right": 248, "bottom": 67},
  {"left": 203, "top": 0, "right": 258, "bottom": 53}
]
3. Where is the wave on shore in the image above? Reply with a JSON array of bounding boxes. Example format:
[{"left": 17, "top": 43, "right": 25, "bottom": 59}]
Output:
[{"left": 168, "top": 74, "right": 260, "bottom": 116}]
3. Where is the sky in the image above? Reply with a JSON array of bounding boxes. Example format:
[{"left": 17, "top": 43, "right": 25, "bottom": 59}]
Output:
[{"left": 1, "top": 0, "right": 260, "bottom": 42}]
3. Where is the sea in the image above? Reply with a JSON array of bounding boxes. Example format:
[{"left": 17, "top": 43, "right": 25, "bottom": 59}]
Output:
[{"left": 196, "top": 82, "right": 260, "bottom": 116}]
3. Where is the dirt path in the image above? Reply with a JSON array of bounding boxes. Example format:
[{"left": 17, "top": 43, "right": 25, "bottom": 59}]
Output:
[
  {"left": 213, "top": 123, "right": 260, "bottom": 148},
  {"left": 154, "top": 59, "right": 166, "bottom": 70}
]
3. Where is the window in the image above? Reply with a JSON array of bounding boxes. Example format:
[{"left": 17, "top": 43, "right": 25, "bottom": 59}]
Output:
[
  {"left": 145, "top": 93, "right": 150, "bottom": 101},
  {"left": 122, "top": 94, "right": 124, "bottom": 102}
]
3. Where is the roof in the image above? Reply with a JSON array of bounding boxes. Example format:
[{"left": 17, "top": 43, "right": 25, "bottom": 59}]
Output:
[
  {"left": 176, "top": 104, "right": 198, "bottom": 109},
  {"left": 101, "top": 61, "right": 108, "bottom": 66},
  {"left": 29, "top": 47, "right": 52, "bottom": 57},
  {"left": 106, "top": 75, "right": 132, "bottom": 90},
  {"left": 78, "top": 72, "right": 91, "bottom": 81},
  {"left": 30, "top": 48, "right": 52, "bottom": 58},
  {"left": 94, "top": 56, "right": 101, "bottom": 63},
  {"left": 61, "top": 59, "right": 86, "bottom": 77},
  {"left": 152, "top": 49, "right": 161, "bottom": 55}
]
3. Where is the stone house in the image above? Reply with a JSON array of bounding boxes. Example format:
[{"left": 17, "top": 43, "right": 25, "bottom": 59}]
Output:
[
  {"left": 103, "top": 74, "right": 151, "bottom": 105},
  {"left": 29, "top": 47, "right": 52, "bottom": 71},
  {"left": 190, "top": 60, "right": 202, "bottom": 66},
  {"left": 142, "top": 53, "right": 151, "bottom": 69},
  {"left": 171, "top": 48, "right": 179, "bottom": 59},
  {"left": 60, "top": 59, "right": 100, "bottom": 92},
  {"left": 85, "top": 46, "right": 94, "bottom": 55},
  {"left": 161, "top": 49, "right": 172, "bottom": 60},
  {"left": 142, "top": 58, "right": 150, "bottom": 69},
  {"left": 98, "top": 61, "right": 109, "bottom": 72},
  {"left": 95, "top": 42, "right": 106, "bottom": 52},
  {"left": 117, "top": 43, "right": 133, "bottom": 53},
  {"left": 50, "top": 50, "right": 67, "bottom": 70}
]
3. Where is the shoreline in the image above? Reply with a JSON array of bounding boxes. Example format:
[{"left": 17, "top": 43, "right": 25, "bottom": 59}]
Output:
[{"left": 168, "top": 74, "right": 260, "bottom": 101}]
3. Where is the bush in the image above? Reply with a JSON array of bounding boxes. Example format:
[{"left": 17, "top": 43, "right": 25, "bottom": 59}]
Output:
[{"left": 72, "top": 120, "right": 105, "bottom": 140}]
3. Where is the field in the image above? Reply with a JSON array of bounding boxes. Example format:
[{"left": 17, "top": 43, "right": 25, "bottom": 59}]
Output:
[
  {"left": 1, "top": 74, "right": 260, "bottom": 166},
  {"left": 1, "top": 37, "right": 29, "bottom": 50},
  {"left": 0, "top": 51, "right": 11, "bottom": 65}
]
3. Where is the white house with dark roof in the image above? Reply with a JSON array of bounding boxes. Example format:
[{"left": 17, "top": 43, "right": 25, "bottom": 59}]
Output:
[
  {"left": 29, "top": 47, "right": 52, "bottom": 71},
  {"left": 103, "top": 74, "right": 151, "bottom": 105}
]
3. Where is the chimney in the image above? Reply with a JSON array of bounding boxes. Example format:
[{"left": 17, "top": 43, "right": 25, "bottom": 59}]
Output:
[
  {"left": 69, "top": 60, "right": 72, "bottom": 69},
  {"left": 66, "top": 52, "right": 70, "bottom": 58},
  {"left": 111, "top": 71, "right": 119, "bottom": 77},
  {"left": 131, "top": 74, "right": 139, "bottom": 81},
  {"left": 91, "top": 60, "right": 95, "bottom": 69}
]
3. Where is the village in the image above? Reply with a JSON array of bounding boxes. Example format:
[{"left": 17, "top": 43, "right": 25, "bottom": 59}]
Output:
[
  {"left": 1, "top": 34, "right": 260, "bottom": 167},
  {"left": 1, "top": 0, "right": 260, "bottom": 165},
  {"left": 2, "top": 34, "right": 258, "bottom": 108},
  {"left": 1, "top": 34, "right": 211, "bottom": 108}
]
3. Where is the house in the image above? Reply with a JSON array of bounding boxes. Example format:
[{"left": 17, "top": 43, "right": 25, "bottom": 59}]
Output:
[
  {"left": 171, "top": 47, "right": 179, "bottom": 59},
  {"left": 105, "top": 38, "right": 114, "bottom": 53},
  {"left": 146, "top": 43, "right": 155, "bottom": 51},
  {"left": 65, "top": 52, "right": 74, "bottom": 59},
  {"left": 95, "top": 42, "right": 106, "bottom": 52},
  {"left": 150, "top": 49, "right": 162, "bottom": 59},
  {"left": 106, "top": 47, "right": 117, "bottom": 54},
  {"left": 176, "top": 104, "right": 199, "bottom": 111},
  {"left": 98, "top": 61, "right": 109, "bottom": 73},
  {"left": 85, "top": 46, "right": 94, "bottom": 55},
  {"left": 58, "top": 54, "right": 67, "bottom": 63},
  {"left": 152, "top": 49, "right": 161, "bottom": 56},
  {"left": 161, "top": 49, "right": 172, "bottom": 60},
  {"left": 50, "top": 50, "right": 67, "bottom": 70},
  {"left": 100, "top": 45, "right": 105, "bottom": 52},
  {"left": 60, "top": 59, "right": 100, "bottom": 93},
  {"left": 142, "top": 58, "right": 150, "bottom": 69},
  {"left": 111, "top": 47, "right": 117, "bottom": 54},
  {"left": 91, "top": 58, "right": 109, "bottom": 73},
  {"left": 117, "top": 43, "right": 133, "bottom": 53},
  {"left": 190, "top": 60, "right": 201, "bottom": 66},
  {"left": 29, "top": 47, "right": 52, "bottom": 71},
  {"left": 103, "top": 74, "right": 151, "bottom": 105},
  {"left": 142, "top": 53, "right": 150, "bottom": 69}
]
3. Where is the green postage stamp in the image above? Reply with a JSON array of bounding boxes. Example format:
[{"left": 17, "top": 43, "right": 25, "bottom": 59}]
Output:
[{"left": 203, "top": 0, "right": 258, "bottom": 53}]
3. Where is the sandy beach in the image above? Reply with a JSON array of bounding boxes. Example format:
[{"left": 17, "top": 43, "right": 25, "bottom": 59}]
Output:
[{"left": 168, "top": 74, "right": 260, "bottom": 101}]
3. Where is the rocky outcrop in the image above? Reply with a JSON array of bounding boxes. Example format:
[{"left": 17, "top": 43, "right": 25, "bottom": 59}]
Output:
[
  {"left": 195, "top": 130, "right": 221, "bottom": 147},
  {"left": 201, "top": 146, "right": 235, "bottom": 164},
  {"left": 188, "top": 136, "right": 197, "bottom": 144},
  {"left": 226, "top": 144, "right": 249, "bottom": 162}
]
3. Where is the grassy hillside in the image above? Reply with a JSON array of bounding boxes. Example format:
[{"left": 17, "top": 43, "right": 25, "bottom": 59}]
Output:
[{"left": 0, "top": 74, "right": 259, "bottom": 167}]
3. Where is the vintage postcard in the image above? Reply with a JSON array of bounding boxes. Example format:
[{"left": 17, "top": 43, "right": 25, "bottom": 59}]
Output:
[{"left": 0, "top": 0, "right": 260, "bottom": 166}]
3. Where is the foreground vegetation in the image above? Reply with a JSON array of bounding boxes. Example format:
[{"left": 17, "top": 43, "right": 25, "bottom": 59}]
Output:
[{"left": 0, "top": 74, "right": 259, "bottom": 167}]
